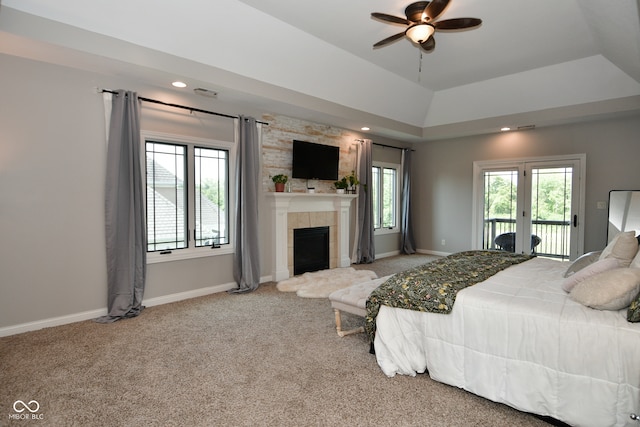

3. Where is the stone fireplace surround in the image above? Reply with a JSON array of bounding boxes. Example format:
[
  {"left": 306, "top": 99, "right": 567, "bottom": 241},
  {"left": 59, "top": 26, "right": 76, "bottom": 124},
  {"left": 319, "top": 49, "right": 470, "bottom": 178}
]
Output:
[{"left": 267, "top": 193, "right": 358, "bottom": 281}]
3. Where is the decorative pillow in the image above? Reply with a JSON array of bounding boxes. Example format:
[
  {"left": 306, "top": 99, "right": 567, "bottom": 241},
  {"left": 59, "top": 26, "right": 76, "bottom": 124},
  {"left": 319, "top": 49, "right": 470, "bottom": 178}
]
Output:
[
  {"left": 628, "top": 291, "right": 640, "bottom": 322},
  {"left": 599, "top": 232, "right": 622, "bottom": 259},
  {"left": 570, "top": 268, "right": 640, "bottom": 310},
  {"left": 599, "top": 230, "right": 638, "bottom": 267},
  {"left": 563, "top": 251, "right": 603, "bottom": 278},
  {"left": 630, "top": 249, "right": 640, "bottom": 269},
  {"left": 561, "top": 257, "right": 620, "bottom": 292}
]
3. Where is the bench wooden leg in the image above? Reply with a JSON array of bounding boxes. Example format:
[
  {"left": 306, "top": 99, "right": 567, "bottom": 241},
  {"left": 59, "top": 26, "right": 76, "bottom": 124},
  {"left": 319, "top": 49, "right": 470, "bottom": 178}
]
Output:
[{"left": 334, "top": 308, "right": 365, "bottom": 337}]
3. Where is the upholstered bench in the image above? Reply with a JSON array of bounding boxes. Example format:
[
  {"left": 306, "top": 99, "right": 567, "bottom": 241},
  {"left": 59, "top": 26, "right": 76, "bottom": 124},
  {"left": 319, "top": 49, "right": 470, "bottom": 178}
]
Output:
[{"left": 328, "top": 275, "right": 393, "bottom": 337}]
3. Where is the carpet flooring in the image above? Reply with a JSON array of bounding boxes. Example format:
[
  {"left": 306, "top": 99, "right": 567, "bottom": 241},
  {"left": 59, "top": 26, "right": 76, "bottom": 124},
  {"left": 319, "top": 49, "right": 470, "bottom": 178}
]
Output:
[{"left": 0, "top": 254, "right": 551, "bottom": 426}]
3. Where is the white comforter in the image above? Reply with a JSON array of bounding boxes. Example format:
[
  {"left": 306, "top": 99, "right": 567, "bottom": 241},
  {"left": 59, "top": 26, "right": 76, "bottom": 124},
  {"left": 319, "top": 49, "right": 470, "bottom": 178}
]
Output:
[{"left": 374, "top": 257, "right": 640, "bottom": 427}]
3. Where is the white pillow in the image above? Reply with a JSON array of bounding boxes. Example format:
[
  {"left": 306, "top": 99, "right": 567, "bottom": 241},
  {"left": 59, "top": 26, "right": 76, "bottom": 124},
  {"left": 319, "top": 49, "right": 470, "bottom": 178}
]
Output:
[
  {"left": 570, "top": 268, "right": 640, "bottom": 310},
  {"left": 561, "top": 257, "right": 620, "bottom": 292},
  {"left": 599, "top": 231, "right": 625, "bottom": 259},
  {"left": 630, "top": 249, "right": 640, "bottom": 269},
  {"left": 599, "top": 230, "right": 638, "bottom": 267},
  {"left": 563, "top": 251, "right": 602, "bottom": 278}
]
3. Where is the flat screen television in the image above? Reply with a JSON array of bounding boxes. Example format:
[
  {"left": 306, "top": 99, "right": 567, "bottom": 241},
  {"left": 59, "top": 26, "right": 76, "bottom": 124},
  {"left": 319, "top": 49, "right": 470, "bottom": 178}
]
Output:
[{"left": 291, "top": 140, "right": 339, "bottom": 180}]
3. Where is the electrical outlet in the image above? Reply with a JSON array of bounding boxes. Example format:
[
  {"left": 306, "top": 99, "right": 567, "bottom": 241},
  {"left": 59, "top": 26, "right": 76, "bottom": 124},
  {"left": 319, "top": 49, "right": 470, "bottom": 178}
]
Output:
[
  {"left": 597, "top": 201, "right": 607, "bottom": 210},
  {"left": 441, "top": 239, "right": 446, "bottom": 246}
]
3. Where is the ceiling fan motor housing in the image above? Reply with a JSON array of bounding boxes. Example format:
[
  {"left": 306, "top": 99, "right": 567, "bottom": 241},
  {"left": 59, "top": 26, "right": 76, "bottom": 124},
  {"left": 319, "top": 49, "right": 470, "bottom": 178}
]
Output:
[{"left": 405, "top": 1, "right": 431, "bottom": 22}]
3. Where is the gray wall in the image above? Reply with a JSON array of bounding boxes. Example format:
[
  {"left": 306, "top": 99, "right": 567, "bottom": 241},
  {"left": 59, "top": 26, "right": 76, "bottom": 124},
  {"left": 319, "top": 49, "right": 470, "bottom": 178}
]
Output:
[
  {"left": 0, "top": 53, "right": 408, "bottom": 331},
  {"left": 2, "top": 51, "right": 639, "bottom": 332},
  {"left": 412, "top": 116, "right": 640, "bottom": 255},
  {"left": 0, "top": 54, "right": 240, "bottom": 330}
]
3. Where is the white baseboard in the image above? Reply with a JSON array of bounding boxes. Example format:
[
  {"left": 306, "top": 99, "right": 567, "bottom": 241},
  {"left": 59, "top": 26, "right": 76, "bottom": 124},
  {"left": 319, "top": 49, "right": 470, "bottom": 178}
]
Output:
[
  {"left": 375, "top": 250, "right": 401, "bottom": 259},
  {"left": 0, "top": 308, "right": 108, "bottom": 337},
  {"left": 0, "top": 278, "right": 275, "bottom": 338},
  {"left": 142, "top": 282, "right": 237, "bottom": 308}
]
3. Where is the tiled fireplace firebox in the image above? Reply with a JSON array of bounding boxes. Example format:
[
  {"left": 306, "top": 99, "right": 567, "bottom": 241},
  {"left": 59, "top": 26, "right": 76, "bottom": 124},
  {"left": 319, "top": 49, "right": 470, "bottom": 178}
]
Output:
[{"left": 267, "top": 193, "right": 358, "bottom": 281}]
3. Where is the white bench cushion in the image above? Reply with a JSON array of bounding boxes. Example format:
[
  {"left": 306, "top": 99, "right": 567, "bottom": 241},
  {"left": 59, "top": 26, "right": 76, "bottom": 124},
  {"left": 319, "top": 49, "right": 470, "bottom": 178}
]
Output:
[{"left": 329, "top": 275, "right": 393, "bottom": 317}]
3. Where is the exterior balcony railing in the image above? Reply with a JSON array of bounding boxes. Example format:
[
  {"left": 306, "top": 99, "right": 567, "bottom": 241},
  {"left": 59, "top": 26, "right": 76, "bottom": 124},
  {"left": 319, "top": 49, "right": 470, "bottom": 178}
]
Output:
[{"left": 484, "top": 218, "right": 571, "bottom": 259}]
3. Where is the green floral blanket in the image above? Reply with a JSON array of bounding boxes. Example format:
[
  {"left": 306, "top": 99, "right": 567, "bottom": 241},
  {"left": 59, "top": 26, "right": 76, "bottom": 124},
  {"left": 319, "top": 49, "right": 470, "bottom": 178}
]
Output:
[{"left": 365, "top": 250, "right": 533, "bottom": 341}]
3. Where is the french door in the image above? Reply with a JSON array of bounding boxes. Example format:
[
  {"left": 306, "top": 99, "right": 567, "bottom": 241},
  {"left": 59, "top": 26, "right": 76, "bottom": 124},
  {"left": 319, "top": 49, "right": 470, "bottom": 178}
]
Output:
[{"left": 472, "top": 155, "right": 585, "bottom": 260}]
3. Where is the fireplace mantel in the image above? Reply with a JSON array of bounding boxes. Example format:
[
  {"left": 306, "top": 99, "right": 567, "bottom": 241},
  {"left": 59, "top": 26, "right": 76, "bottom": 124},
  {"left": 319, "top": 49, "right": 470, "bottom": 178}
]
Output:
[{"left": 266, "top": 192, "right": 357, "bottom": 281}]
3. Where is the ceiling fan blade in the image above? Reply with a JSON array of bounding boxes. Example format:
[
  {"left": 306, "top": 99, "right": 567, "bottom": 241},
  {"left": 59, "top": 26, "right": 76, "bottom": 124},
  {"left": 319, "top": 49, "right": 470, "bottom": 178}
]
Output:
[
  {"left": 371, "top": 12, "right": 410, "bottom": 25},
  {"left": 424, "top": 0, "right": 450, "bottom": 21},
  {"left": 373, "top": 31, "right": 406, "bottom": 48},
  {"left": 434, "top": 18, "right": 482, "bottom": 30},
  {"left": 420, "top": 37, "right": 436, "bottom": 52}
]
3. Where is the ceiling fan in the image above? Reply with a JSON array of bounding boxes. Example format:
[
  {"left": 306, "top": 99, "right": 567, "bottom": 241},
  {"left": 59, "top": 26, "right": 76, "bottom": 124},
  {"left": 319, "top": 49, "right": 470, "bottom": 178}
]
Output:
[{"left": 372, "top": 0, "right": 482, "bottom": 52}]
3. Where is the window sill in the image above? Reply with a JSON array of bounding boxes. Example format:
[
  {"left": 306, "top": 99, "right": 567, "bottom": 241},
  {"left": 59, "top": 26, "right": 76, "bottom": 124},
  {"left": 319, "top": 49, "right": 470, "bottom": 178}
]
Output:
[
  {"left": 147, "top": 245, "right": 234, "bottom": 264},
  {"left": 375, "top": 227, "right": 399, "bottom": 236}
]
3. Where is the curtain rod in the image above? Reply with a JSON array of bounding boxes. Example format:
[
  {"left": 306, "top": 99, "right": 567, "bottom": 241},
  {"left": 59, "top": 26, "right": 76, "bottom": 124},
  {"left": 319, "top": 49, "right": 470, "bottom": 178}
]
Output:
[
  {"left": 100, "top": 89, "right": 268, "bottom": 125},
  {"left": 356, "top": 139, "right": 414, "bottom": 151}
]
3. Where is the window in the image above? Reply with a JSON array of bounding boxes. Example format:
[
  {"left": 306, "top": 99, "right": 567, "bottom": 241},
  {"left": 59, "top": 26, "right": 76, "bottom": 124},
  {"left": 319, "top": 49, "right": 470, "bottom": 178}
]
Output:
[
  {"left": 472, "top": 155, "right": 585, "bottom": 260},
  {"left": 144, "top": 132, "right": 234, "bottom": 263},
  {"left": 372, "top": 162, "right": 400, "bottom": 233}
]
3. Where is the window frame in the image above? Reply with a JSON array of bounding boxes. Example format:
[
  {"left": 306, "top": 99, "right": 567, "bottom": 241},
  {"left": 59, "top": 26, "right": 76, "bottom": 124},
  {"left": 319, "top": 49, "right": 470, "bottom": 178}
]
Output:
[
  {"left": 372, "top": 160, "right": 401, "bottom": 236},
  {"left": 142, "top": 131, "right": 235, "bottom": 264}
]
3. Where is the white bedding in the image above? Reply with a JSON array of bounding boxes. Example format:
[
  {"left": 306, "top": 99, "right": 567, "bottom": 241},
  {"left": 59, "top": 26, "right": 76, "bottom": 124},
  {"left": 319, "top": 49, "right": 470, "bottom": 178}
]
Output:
[{"left": 374, "top": 257, "right": 640, "bottom": 427}]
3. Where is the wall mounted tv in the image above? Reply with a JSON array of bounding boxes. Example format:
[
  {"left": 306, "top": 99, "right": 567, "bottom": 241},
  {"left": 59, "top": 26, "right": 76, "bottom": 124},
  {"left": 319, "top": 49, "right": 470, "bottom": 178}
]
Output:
[{"left": 291, "top": 140, "right": 339, "bottom": 181}]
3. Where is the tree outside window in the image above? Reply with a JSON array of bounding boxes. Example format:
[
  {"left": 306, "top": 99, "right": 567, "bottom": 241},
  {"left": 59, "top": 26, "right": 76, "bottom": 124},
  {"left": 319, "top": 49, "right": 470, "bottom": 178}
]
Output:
[{"left": 372, "top": 163, "right": 399, "bottom": 230}]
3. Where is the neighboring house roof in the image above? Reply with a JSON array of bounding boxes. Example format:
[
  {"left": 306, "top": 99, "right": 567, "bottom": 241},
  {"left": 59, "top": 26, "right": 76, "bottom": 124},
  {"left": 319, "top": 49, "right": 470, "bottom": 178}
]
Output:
[
  {"left": 146, "top": 157, "right": 181, "bottom": 188},
  {"left": 146, "top": 158, "right": 225, "bottom": 248}
]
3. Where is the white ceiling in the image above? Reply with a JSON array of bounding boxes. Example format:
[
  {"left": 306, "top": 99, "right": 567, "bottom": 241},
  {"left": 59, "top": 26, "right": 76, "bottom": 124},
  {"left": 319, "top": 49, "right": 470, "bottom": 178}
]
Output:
[{"left": 1, "top": 0, "right": 640, "bottom": 142}]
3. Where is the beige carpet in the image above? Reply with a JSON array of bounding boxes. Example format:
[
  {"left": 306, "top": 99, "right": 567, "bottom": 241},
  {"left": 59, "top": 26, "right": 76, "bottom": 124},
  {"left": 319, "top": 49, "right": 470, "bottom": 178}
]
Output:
[
  {"left": 0, "top": 254, "right": 551, "bottom": 427},
  {"left": 276, "top": 267, "right": 378, "bottom": 298}
]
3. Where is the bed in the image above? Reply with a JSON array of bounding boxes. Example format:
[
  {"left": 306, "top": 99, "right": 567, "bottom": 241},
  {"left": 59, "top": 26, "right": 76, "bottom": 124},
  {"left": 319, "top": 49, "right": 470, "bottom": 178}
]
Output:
[{"left": 366, "top": 247, "right": 640, "bottom": 427}]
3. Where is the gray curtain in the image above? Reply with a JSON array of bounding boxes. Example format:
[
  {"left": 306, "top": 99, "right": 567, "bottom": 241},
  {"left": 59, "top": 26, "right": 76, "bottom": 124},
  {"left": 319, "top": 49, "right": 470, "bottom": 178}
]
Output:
[
  {"left": 230, "top": 116, "right": 261, "bottom": 293},
  {"left": 354, "top": 139, "right": 375, "bottom": 263},
  {"left": 96, "top": 90, "right": 146, "bottom": 323},
  {"left": 400, "top": 149, "right": 416, "bottom": 254}
]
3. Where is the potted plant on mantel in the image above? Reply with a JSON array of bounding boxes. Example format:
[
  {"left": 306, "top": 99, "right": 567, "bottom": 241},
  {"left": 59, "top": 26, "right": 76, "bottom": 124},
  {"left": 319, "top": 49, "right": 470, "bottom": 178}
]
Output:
[
  {"left": 271, "top": 174, "right": 288, "bottom": 192},
  {"left": 334, "top": 170, "right": 359, "bottom": 194},
  {"left": 334, "top": 177, "right": 348, "bottom": 194}
]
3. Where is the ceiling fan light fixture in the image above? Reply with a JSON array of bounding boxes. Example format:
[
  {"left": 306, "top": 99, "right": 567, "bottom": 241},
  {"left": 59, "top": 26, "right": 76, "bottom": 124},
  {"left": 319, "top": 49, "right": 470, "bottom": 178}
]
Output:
[{"left": 406, "top": 23, "right": 435, "bottom": 44}]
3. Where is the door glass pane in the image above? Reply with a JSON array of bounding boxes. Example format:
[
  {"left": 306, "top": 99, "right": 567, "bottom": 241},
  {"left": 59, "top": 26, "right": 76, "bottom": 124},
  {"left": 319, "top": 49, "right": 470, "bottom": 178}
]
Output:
[
  {"left": 483, "top": 170, "right": 517, "bottom": 251},
  {"left": 530, "top": 167, "right": 572, "bottom": 259},
  {"left": 195, "top": 147, "right": 229, "bottom": 247},
  {"left": 146, "top": 142, "right": 187, "bottom": 251}
]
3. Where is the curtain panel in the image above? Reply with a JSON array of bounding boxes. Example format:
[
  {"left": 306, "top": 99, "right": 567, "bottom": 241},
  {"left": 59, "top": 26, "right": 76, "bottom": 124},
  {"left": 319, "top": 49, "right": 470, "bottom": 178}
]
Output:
[
  {"left": 354, "top": 139, "right": 375, "bottom": 263},
  {"left": 230, "top": 116, "right": 261, "bottom": 293},
  {"left": 400, "top": 148, "right": 416, "bottom": 254},
  {"left": 97, "top": 90, "right": 146, "bottom": 323}
]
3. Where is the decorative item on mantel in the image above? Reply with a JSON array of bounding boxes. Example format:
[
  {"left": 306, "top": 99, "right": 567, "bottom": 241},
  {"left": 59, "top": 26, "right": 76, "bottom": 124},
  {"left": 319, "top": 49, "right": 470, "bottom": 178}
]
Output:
[
  {"left": 334, "top": 170, "right": 359, "bottom": 194},
  {"left": 271, "top": 174, "right": 288, "bottom": 192}
]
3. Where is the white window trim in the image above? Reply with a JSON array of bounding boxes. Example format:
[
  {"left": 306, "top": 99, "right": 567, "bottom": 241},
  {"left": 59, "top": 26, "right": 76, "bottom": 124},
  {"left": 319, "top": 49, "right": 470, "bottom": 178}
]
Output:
[
  {"left": 142, "top": 131, "right": 236, "bottom": 264},
  {"left": 373, "top": 160, "right": 401, "bottom": 236}
]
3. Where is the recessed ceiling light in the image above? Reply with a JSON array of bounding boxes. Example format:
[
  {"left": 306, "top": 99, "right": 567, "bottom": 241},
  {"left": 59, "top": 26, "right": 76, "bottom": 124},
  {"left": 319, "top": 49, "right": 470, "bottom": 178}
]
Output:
[
  {"left": 500, "top": 127, "right": 511, "bottom": 132},
  {"left": 361, "top": 127, "right": 370, "bottom": 131},
  {"left": 172, "top": 81, "right": 187, "bottom": 88}
]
